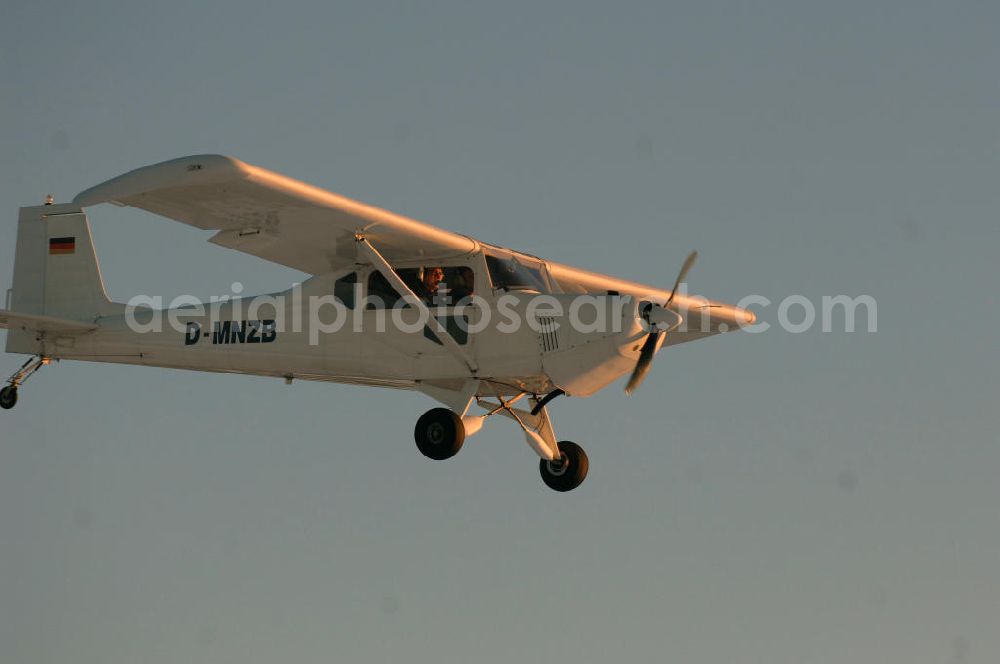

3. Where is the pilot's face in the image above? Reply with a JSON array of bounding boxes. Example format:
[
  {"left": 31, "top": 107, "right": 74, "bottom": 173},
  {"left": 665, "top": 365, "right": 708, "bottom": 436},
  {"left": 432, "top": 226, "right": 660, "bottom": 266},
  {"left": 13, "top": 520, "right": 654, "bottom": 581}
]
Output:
[{"left": 424, "top": 268, "right": 444, "bottom": 291}]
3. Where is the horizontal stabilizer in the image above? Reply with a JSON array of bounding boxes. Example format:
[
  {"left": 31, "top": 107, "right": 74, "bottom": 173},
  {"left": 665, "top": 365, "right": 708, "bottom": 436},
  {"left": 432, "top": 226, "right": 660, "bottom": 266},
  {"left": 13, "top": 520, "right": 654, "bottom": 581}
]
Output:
[{"left": 0, "top": 310, "right": 98, "bottom": 335}]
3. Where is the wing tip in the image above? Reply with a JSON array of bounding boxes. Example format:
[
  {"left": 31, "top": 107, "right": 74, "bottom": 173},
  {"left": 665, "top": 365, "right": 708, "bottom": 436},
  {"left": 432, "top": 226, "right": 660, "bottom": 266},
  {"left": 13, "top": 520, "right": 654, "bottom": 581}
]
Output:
[{"left": 73, "top": 154, "right": 248, "bottom": 207}]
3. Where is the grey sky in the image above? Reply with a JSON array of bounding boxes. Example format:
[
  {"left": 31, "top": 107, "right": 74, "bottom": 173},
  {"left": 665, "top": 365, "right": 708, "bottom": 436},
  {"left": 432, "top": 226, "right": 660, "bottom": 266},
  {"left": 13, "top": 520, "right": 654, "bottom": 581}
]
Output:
[{"left": 2, "top": 1, "right": 999, "bottom": 662}]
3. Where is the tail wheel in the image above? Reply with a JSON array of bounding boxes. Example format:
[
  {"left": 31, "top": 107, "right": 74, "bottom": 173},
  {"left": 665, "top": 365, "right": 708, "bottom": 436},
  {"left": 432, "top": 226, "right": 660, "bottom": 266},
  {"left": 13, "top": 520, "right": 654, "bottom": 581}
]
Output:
[
  {"left": 0, "top": 386, "right": 17, "bottom": 410},
  {"left": 540, "top": 441, "right": 588, "bottom": 492},
  {"left": 414, "top": 408, "right": 466, "bottom": 460}
]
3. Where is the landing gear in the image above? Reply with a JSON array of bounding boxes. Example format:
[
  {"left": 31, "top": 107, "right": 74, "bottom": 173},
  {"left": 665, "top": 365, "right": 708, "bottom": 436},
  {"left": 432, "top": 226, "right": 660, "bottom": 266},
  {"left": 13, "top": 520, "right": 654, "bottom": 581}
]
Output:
[
  {"left": 414, "top": 408, "right": 466, "bottom": 460},
  {"left": 539, "top": 441, "right": 589, "bottom": 492},
  {"left": 412, "top": 393, "right": 589, "bottom": 491},
  {"left": 0, "top": 386, "right": 17, "bottom": 410},
  {"left": 2, "top": 356, "right": 50, "bottom": 411}
]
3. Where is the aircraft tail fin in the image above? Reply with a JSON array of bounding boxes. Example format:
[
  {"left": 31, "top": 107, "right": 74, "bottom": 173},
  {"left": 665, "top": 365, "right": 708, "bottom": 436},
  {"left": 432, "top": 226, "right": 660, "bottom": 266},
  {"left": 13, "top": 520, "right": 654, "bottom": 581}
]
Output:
[{"left": 5, "top": 203, "right": 122, "bottom": 354}]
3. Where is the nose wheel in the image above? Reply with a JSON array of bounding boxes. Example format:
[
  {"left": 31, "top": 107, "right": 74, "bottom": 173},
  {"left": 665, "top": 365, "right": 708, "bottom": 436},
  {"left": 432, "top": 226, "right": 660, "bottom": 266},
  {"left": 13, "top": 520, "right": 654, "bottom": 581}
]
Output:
[{"left": 539, "top": 441, "right": 588, "bottom": 492}]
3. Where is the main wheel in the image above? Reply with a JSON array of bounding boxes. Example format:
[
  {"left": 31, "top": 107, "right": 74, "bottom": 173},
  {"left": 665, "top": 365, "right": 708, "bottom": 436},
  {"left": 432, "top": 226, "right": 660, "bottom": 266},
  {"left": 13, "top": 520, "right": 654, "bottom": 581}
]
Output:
[
  {"left": 0, "top": 386, "right": 17, "bottom": 410},
  {"left": 539, "top": 441, "right": 589, "bottom": 492},
  {"left": 414, "top": 408, "right": 465, "bottom": 460}
]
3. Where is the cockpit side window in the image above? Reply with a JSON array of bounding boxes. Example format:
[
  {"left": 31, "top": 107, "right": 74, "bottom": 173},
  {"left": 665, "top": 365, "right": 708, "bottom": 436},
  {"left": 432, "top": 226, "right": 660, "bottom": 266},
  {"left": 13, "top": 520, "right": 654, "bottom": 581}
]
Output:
[
  {"left": 366, "top": 271, "right": 401, "bottom": 309},
  {"left": 334, "top": 272, "right": 357, "bottom": 309},
  {"left": 443, "top": 266, "right": 474, "bottom": 303},
  {"left": 485, "top": 253, "right": 548, "bottom": 292},
  {"left": 366, "top": 267, "right": 475, "bottom": 308}
]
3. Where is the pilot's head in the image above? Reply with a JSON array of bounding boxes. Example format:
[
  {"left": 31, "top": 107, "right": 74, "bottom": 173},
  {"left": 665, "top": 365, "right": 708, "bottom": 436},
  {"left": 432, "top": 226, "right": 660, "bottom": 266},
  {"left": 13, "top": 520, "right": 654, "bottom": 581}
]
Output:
[{"left": 422, "top": 266, "right": 444, "bottom": 292}]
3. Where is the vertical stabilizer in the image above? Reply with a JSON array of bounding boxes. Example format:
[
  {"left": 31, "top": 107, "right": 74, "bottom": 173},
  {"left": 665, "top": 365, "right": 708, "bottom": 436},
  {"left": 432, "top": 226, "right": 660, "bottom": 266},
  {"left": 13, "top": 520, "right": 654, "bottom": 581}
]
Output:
[{"left": 6, "top": 204, "right": 120, "bottom": 354}]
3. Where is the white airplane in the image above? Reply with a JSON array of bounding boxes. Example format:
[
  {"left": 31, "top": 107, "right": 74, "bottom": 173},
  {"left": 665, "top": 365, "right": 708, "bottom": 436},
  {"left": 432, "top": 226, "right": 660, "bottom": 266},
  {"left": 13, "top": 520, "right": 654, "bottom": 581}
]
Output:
[{"left": 0, "top": 155, "right": 754, "bottom": 491}]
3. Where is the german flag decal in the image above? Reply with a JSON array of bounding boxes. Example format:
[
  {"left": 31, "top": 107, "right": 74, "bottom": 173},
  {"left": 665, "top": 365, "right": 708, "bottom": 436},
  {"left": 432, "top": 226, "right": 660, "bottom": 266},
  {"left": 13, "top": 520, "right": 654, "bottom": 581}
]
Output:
[{"left": 49, "top": 237, "right": 76, "bottom": 255}]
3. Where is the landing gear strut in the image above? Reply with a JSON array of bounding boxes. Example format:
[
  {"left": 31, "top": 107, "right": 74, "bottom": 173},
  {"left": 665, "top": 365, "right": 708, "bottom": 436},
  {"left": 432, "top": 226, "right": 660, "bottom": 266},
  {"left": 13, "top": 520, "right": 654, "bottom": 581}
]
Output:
[{"left": 1, "top": 356, "right": 51, "bottom": 410}]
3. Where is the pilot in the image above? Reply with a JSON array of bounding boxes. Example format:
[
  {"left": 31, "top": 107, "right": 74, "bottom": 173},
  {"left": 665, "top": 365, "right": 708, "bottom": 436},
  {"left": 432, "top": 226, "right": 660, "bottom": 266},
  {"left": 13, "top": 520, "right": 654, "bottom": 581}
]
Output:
[{"left": 417, "top": 266, "right": 446, "bottom": 305}]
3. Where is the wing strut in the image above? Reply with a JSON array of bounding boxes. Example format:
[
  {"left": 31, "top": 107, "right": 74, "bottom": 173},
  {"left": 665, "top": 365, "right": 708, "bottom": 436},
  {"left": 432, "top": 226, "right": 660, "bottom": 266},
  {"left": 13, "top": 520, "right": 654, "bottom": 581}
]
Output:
[{"left": 354, "top": 235, "right": 479, "bottom": 374}]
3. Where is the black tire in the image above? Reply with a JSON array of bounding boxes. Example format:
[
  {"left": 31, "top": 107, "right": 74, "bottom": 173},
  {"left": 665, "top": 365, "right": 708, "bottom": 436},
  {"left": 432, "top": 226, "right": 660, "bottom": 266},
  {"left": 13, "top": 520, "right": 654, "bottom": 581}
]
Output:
[
  {"left": 0, "top": 386, "right": 17, "bottom": 411},
  {"left": 414, "top": 408, "right": 465, "bottom": 460},
  {"left": 539, "top": 441, "right": 589, "bottom": 492}
]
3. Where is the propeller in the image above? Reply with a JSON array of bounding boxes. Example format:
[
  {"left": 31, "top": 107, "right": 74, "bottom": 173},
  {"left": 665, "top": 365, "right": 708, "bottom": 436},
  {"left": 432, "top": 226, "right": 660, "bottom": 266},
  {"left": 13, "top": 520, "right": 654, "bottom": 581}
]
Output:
[{"left": 624, "top": 250, "right": 698, "bottom": 396}]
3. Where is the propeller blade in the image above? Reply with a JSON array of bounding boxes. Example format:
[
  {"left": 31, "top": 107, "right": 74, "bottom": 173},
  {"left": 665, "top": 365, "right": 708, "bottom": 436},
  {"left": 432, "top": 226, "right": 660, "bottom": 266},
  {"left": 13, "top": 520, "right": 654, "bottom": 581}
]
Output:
[
  {"left": 624, "top": 250, "right": 698, "bottom": 395},
  {"left": 624, "top": 331, "right": 661, "bottom": 396},
  {"left": 666, "top": 250, "right": 698, "bottom": 306}
]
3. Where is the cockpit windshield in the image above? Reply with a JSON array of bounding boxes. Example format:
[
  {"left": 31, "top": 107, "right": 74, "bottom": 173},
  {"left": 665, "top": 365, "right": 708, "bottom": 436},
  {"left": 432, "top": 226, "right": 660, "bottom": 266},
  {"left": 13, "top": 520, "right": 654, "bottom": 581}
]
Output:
[{"left": 485, "top": 251, "right": 550, "bottom": 292}]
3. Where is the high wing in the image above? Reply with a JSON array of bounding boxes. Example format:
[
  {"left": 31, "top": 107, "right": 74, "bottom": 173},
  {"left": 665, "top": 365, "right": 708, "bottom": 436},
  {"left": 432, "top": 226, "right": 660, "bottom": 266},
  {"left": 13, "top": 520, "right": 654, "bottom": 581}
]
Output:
[{"left": 73, "top": 155, "right": 477, "bottom": 275}]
